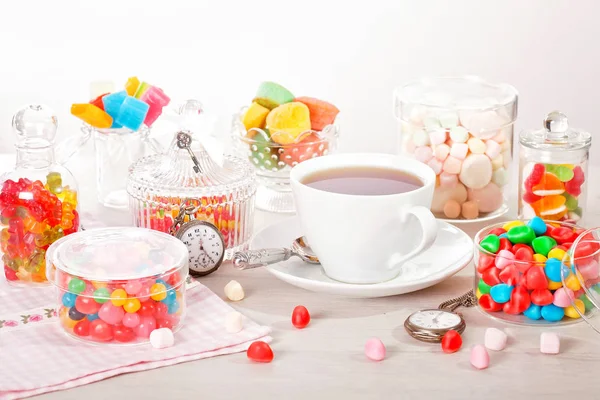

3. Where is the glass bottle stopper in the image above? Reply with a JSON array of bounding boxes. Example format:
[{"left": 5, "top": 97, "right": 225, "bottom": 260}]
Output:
[
  {"left": 11, "top": 104, "right": 58, "bottom": 147},
  {"left": 543, "top": 111, "right": 568, "bottom": 141}
]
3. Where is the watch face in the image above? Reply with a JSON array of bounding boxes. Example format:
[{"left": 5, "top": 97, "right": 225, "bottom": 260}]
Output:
[
  {"left": 177, "top": 221, "right": 224, "bottom": 274},
  {"left": 408, "top": 309, "right": 461, "bottom": 330}
]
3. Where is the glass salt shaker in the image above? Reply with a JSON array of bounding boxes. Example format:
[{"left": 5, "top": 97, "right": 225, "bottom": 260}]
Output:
[
  {"left": 0, "top": 105, "right": 80, "bottom": 286},
  {"left": 518, "top": 111, "right": 591, "bottom": 223}
]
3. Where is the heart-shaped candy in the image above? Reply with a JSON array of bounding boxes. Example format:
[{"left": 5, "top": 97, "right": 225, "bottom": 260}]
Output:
[
  {"left": 247, "top": 341, "right": 274, "bottom": 363},
  {"left": 553, "top": 288, "right": 574, "bottom": 308},
  {"left": 503, "top": 286, "right": 531, "bottom": 314},
  {"left": 550, "top": 227, "right": 578, "bottom": 244},
  {"left": 477, "top": 253, "right": 495, "bottom": 273},
  {"left": 524, "top": 304, "right": 542, "bottom": 320},
  {"left": 514, "top": 247, "right": 534, "bottom": 273},
  {"left": 498, "top": 238, "right": 513, "bottom": 252},
  {"left": 499, "top": 265, "right": 519, "bottom": 286},
  {"left": 490, "top": 284, "right": 513, "bottom": 304},
  {"left": 530, "top": 289, "right": 553, "bottom": 306},
  {"left": 480, "top": 235, "right": 500, "bottom": 254},
  {"left": 525, "top": 266, "right": 548, "bottom": 290},
  {"left": 489, "top": 227, "right": 507, "bottom": 236},
  {"left": 495, "top": 250, "right": 515, "bottom": 270},
  {"left": 441, "top": 330, "right": 462, "bottom": 353},
  {"left": 478, "top": 294, "right": 503, "bottom": 312},
  {"left": 482, "top": 267, "right": 501, "bottom": 286},
  {"left": 578, "top": 260, "right": 599, "bottom": 280}
]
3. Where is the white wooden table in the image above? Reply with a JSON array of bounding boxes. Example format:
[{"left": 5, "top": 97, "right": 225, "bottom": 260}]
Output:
[{"left": 2, "top": 153, "right": 600, "bottom": 400}]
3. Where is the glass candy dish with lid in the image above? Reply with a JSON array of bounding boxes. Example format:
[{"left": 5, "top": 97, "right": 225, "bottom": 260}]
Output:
[{"left": 127, "top": 100, "right": 257, "bottom": 255}]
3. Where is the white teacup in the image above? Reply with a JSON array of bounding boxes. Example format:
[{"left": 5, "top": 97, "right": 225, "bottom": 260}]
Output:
[{"left": 290, "top": 153, "right": 438, "bottom": 284}]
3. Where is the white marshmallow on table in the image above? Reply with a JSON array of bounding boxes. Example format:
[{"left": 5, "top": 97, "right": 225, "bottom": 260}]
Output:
[
  {"left": 414, "top": 146, "right": 433, "bottom": 163},
  {"left": 429, "top": 129, "right": 447, "bottom": 146},
  {"left": 150, "top": 328, "right": 175, "bottom": 349},
  {"left": 225, "top": 311, "right": 243, "bottom": 333},
  {"left": 449, "top": 126, "right": 469, "bottom": 143},
  {"left": 540, "top": 332, "right": 560, "bottom": 354},
  {"left": 434, "top": 144, "right": 450, "bottom": 161},
  {"left": 412, "top": 129, "right": 430, "bottom": 147},
  {"left": 431, "top": 183, "right": 467, "bottom": 213},
  {"left": 492, "top": 168, "right": 509, "bottom": 187},
  {"left": 484, "top": 328, "right": 508, "bottom": 351},
  {"left": 450, "top": 143, "right": 469, "bottom": 160},
  {"left": 224, "top": 280, "right": 245, "bottom": 301},
  {"left": 459, "top": 154, "right": 492, "bottom": 189},
  {"left": 485, "top": 140, "right": 502, "bottom": 159},
  {"left": 467, "top": 137, "right": 486, "bottom": 154},
  {"left": 423, "top": 117, "right": 441, "bottom": 129},
  {"left": 427, "top": 158, "right": 443, "bottom": 175},
  {"left": 491, "top": 154, "right": 504, "bottom": 170},
  {"left": 443, "top": 156, "right": 462, "bottom": 175},
  {"left": 439, "top": 112, "right": 459, "bottom": 129}
]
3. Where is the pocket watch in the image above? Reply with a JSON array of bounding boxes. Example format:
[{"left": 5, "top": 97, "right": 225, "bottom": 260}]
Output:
[{"left": 404, "top": 290, "right": 476, "bottom": 343}]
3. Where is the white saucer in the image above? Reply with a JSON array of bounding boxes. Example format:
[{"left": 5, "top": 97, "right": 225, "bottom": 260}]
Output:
[{"left": 251, "top": 217, "right": 473, "bottom": 298}]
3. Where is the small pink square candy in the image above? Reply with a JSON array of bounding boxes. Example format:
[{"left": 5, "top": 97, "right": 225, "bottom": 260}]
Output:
[
  {"left": 470, "top": 345, "right": 490, "bottom": 369},
  {"left": 443, "top": 156, "right": 462, "bottom": 175},
  {"left": 484, "top": 328, "right": 507, "bottom": 351},
  {"left": 365, "top": 337, "right": 386, "bottom": 361},
  {"left": 485, "top": 140, "right": 501, "bottom": 159},
  {"left": 439, "top": 172, "right": 458, "bottom": 188},
  {"left": 427, "top": 158, "right": 443, "bottom": 175},
  {"left": 434, "top": 144, "right": 450, "bottom": 161},
  {"left": 540, "top": 332, "right": 560, "bottom": 354},
  {"left": 414, "top": 146, "right": 433, "bottom": 163},
  {"left": 450, "top": 143, "right": 469, "bottom": 160},
  {"left": 429, "top": 129, "right": 447, "bottom": 146}
]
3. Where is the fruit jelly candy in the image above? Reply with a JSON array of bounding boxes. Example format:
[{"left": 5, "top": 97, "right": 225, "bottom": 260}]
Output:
[
  {"left": 267, "top": 102, "right": 312, "bottom": 145},
  {"left": 140, "top": 86, "right": 171, "bottom": 127},
  {"left": 554, "top": 166, "right": 574, "bottom": 182},
  {"left": 90, "top": 93, "right": 109, "bottom": 111},
  {"left": 254, "top": 81, "right": 295, "bottom": 110},
  {"left": 114, "top": 96, "right": 150, "bottom": 131},
  {"left": 125, "top": 76, "right": 140, "bottom": 96},
  {"left": 441, "top": 330, "right": 462, "bottom": 353},
  {"left": 102, "top": 90, "right": 128, "bottom": 128},
  {"left": 528, "top": 164, "right": 545, "bottom": 185},
  {"left": 532, "top": 195, "right": 566, "bottom": 216},
  {"left": 294, "top": 96, "right": 339, "bottom": 131},
  {"left": 243, "top": 102, "right": 270, "bottom": 132},
  {"left": 134, "top": 81, "right": 151, "bottom": 99},
  {"left": 564, "top": 179, "right": 582, "bottom": 197},
  {"left": 71, "top": 104, "right": 113, "bottom": 129},
  {"left": 532, "top": 173, "right": 564, "bottom": 196}
]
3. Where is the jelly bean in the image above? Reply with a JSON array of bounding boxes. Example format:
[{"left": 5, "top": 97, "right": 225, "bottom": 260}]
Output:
[
  {"left": 495, "top": 250, "right": 515, "bottom": 270},
  {"left": 564, "top": 272, "right": 583, "bottom": 291},
  {"left": 541, "top": 304, "right": 565, "bottom": 322},
  {"left": 507, "top": 226, "right": 535, "bottom": 244},
  {"left": 114, "top": 325, "right": 137, "bottom": 343},
  {"left": 488, "top": 228, "right": 507, "bottom": 237},
  {"left": 68, "top": 278, "right": 86, "bottom": 295},
  {"left": 503, "top": 286, "right": 530, "bottom": 315},
  {"left": 110, "top": 288, "right": 128, "bottom": 306},
  {"left": 162, "top": 289, "right": 177, "bottom": 305},
  {"left": 530, "top": 289, "right": 553, "bottom": 306},
  {"left": 247, "top": 341, "right": 274, "bottom": 363},
  {"left": 564, "top": 299, "right": 585, "bottom": 319},
  {"left": 124, "top": 281, "right": 143, "bottom": 295},
  {"left": 93, "top": 288, "right": 111, "bottom": 304},
  {"left": 502, "top": 220, "right": 524, "bottom": 231},
  {"left": 480, "top": 235, "right": 500, "bottom": 253},
  {"left": 527, "top": 216, "right": 547, "bottom": 236},
  {"left": 138, "top": 286, "right": 151, "bottom": 302},
  {"left": 73, "top": 319, "right": 91, "bottom": 337},
  {"left": 150, "top": 283, "right": 167, "bottom": 301},
  {"left": 533, "top": 254, "right": 547, "bottom": 263},
  {"left": 523, "top": 304, "right": 542, "bottom": 320},
  {"left": 168, "top": 300, "right": 180, "bottom": 314},
  {"left": 157, "top": 317, "right": 176, "bottom": 330},
  {"left": 490, "top": 284, "right": 513, "bottom": 304},
  {"left": 545, "top": 259, "right": 562, "bottom": 282},
  {"left": 90, "top": 320, "right": 114, "bottom": 342},
  {"left": 540, "top": 332, "right": 560, "bottom": 354},
  {"left": 87, "top": 313, "right": 99, "bottom": 321},
  {"left": 548, "top": 279, "right": 562, "bottom": 290},
  {"left": 499, "top": 265, "right": 519, "bottom": 286},
  {"left": 484, "top": 328, "right": 507, "bottom": 351},
  {"left": 550, "top": 227, "right": 578, "bottom": 244},
  {"left": 482, "top": 267, "right": 501, "bottom": 286},
  {"left": 150, "top": 328, "right": 175, "bottom": 349},
  {"left": 154, "top": 302, "right": 169, "bottom": 318},
  {"left": 441, "top": 330, "right": 462, "bottom": 353},
  {"left": 479, "top": 294, "right": 503, "bottom": 312},
  {"left": 134, "top": 316, "right": 157, "bottom": 338},
  {"left": 364, "top": 337, "right": 386, "bottom": 361},
  {"left": 98, "top": 302, "right": 125, "bottom": 325},
  {"left": 524, "top": 266, "right": 547, "bottom": 290},
  {"left": 470, "top": 345, "right": 489, "bottom": 370},
  {"left": 123, "top": 298, "right": 141, "bottom": 313},
  {"left": 291, "top": 305, "right": 311, "bottom": 329},
  {"left": 138, "top": 301, "right": 156, "bottom": 317},
  {"left": 553, "top": 288, "right": 573, "bottom": 308},
  {"left": 477, "top": 253, "right": 495, "bottom": 273},
  {"left": 122, "top": 312, "right": 141, "bottom": 328},
  {"left": 531, "top": 236, "right": 556, "bottom": 257},
  {"left": 62, "top": 292, "right": 77, "bottom": 308},
  {"left": 75, "top": 296, "right": 101, "bottom": 315},
  {"left": 498, "top": 238, "right": 512, "bottom": 252},
  {"left": 68, "top": 307, "right": 86, "bottom": 321},
  {"left": 478, "top": 279, "right": 491, "bottom": 295},
  {"left": 547, "top": 248, "right": 566, "bottom": 261}
]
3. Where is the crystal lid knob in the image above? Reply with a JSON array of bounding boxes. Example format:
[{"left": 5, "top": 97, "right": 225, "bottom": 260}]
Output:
[
  {"left": 12, "top": 104, "right": 58, "bottom": 144},
  {"left": 543, "top": 111, "right": 568, "bottom": 134}
]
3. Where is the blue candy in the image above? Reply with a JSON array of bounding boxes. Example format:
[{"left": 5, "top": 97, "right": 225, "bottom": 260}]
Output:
[
  {"left": 114, "top": 96, "right": 149, "bottom": 131},
  {"left": 523, "top": 304, "right": 542, "bottom": 320},
  {"left": 62, "top": 292, "right": 77, "bottom": 308},
  {"left": 541, "top": 304, "right": 565, "bottom": 322},
  {"left": 499, "top": 233, "right": 509, "bottom": 239},
  {"left": 545, "top": 258, "right": 562, "bottom": 282},
  {"left": 168, "top": 300, "right": 179, "bottom": 314},
  {"left": 87, "top": 313, "right": 99, "bottom": 321},
  {"left": 101, "top": 90, "right": 127, "bottom": 128},
  {"left": 162, "top": 289, "right": 177, "bottom": 305},
  {"left": 527, "top": 216, "right": 547, "bottom": 236},
  {"left": 490, "top": 284, "right": 513, "bottom": 304}
]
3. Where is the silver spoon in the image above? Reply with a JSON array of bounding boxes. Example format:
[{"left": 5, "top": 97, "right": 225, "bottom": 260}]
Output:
[{"left": 232, "top": 237, "right": 319, "bottom": 270}]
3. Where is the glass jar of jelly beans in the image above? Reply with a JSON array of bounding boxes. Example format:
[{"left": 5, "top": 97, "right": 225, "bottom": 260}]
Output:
[
  {"left": 46, "top": 227, "right": 188, "bottom": 345},
  {"left": 518, "top": 111, "right": 591, "bottom": 224},
  {"left": 474, "top": 217, "right": 590, "bottom": 325},
  {"left": 394, "top": 76, "right": 518, "bottom": 222},
  {"left": 1, "top": 105, "right": 80, "bottom": 286}
]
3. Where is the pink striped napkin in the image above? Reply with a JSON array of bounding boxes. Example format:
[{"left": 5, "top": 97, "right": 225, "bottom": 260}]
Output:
[{"left": 0, "top": 278, "right": 271, "bottom": 400}]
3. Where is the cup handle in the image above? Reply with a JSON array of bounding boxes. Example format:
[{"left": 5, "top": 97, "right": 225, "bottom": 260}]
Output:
[{"left": 389, "top": 205, "right": 438, "bottom": 269}]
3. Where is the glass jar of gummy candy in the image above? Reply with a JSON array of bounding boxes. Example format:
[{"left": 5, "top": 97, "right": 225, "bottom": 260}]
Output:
[
  {"left": 128, "top": 100, "right": 257, "bottom": 256},
  {"left": 0, "top": 105, "right": 80, "bottom": 286},
  {"left": 395, "top": 76, "right": 518, "bottom": 222},
  {"left": 46, "top": 227, "right": 188, "bottom": 345},
  {"left": 473, "top": 218, "right": 589, "bottom": 325},
  {"left": 518, "top": 111, "right": 591, "bottom": 224}
]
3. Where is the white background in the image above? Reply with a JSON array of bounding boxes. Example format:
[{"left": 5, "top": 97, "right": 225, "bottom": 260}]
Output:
[{"left": 0, "top": 0, "right": 598, "bottom": 165}]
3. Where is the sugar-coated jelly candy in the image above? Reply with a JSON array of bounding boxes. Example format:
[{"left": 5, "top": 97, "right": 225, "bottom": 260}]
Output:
[
  {"left": 102, "top": 90, "right": 128, "bottom": 128},
  {"left": 71, "top": 104, "right": 113, "bottom": 128},
  {"left": 125, "top": 76, "right": 140, "bottom": 96},
  {"left": 441, "top": 330, "right": 462, "bottom": 353},
  {"left": 140, "top": 86, "right": 171, "bottom": 127},
  {"left": 247, "top": 341, "right": 274, "bottom": 363},
  {"left": 540, "top": 332, "right": 560, "bottom": 354},
  {"left": 364, "top": 338, "right": 386, "bottom": 361},
  {"left": 291, "top": 305, "right": 310, "bottom": 329},
  {"left": 114, "top": 96, "right": 149, "bottom": 131}
]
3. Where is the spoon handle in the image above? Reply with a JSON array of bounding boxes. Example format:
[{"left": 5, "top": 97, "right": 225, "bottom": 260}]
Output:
[{"left": 232, "top": 248, "right": 292, "bottom": 270}]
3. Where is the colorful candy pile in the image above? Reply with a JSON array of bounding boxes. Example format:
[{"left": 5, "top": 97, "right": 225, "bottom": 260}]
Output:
[
  {"left": 71, "top": 77, "right": 170, "bottom": 131},
  {"left": 55, "top": 272, "right": 185, "bottom": 344},
  {"left": 240, "top": 81, "right": 339, "bottom": 171},
  {"left": 521, "top": 162, "right": 585, "bottom": 222},
  {"left": 0, "top": 174, "right": 78, "bottom": 284},
  {"left": 475, "top": 217, "right": 600, "bottom": 322}
]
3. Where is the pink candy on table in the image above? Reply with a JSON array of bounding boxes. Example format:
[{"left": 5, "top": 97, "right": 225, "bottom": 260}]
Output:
[
  {"left": 470, "top": 345, "right": 490, "bottom": 369},
  {"left": 364, "top": 337, "right": 386, "bottom": 361},
  {"left": 540, "top": 332, "right": 560, "bottom": 354}
]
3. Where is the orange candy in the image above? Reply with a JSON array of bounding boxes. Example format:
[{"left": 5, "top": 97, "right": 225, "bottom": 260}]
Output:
[
  {"left": 532, "top": 194, "right": 566, "bottom": 217},
  {"left": 532, "top": 173, "right": 564, "bottom": 196}
]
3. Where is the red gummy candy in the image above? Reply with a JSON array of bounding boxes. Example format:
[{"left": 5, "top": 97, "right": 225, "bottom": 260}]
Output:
[
  {"left": 498, "top": 238, "right": 513, "bottom": 252},
  {"left": 441, "top": 330, "right": 462, "bottom": 353},
  {"left": 529, "top": 164, "right": 545, "bottom": 184},
  {"left": 524, "top": 266, "right": 547, "bottom": 290},
  {"left": 4, "top": 265, "right": 18, "bottom": 281},
  {"left": 482, "top": 267, "right": 501, "bottom": 286},
  {"left": 572, "top": 165, "right": 585, "bottom": 184},
  {"left": 90, "top": 320, "right": 114, "bottom": 342},
  {"left": 479, "top": 294, "right": 503, "bottom": 312},
  {"left": 90, "top": 93, "right": 109, "bottom": 111},
  {"left": 113, "top": 325, "right": 136, "bottom": 343},
  {"left": 73, "top": 319, "right": 90, "bottom": 337},
  {"left": 477, "top": 253, "right": 495, "bottom": 273},
  {"left": 488, "top": 228, "right": 507, "bottom": 237},
  {"left": 499, "top": 265, "right": 519, "bottom": 286},
  {"left": 564, "top": 180, "right": 582, "bottom": 197},
  {"left": 550, "top": 227, "right": 578, "bottom": 244},
  {"left": 530, "top": 289, "right": 553, "bottom": 306},
  {"left": 291, "top": 305, "right": 311, "bottom": 329},
  {"left": 247, "top": 341, "right": 274, "bottom": 363},
  {"left": 514, "top": 247, "right": 534, "bottom": 273},
  {"left": 523, "top": 191, "right": 541, "bottom": 204},
  {"left": 503, "top": 286, "right": 531, "bottom": 315}
]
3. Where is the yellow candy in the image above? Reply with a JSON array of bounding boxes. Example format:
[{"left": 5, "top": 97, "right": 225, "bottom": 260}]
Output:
[
  {"left": 565, "top": 271, "right": 584, "bottom": 291},
  {"left": 91, "top": 280, "right": 107, "bottom": 289},
  {"left": 150, "top": 283, "right": 167, "bottom": 301},
  {"left": 476, "top": 288, "right": 482, "bottom": 299},
  {"left": 548, "top": 248, "right": 566, "bottom": 260},
  {"left": 564, "top": 299, "right": 585, "bottom": 319},
  {"left": 59, "top": 307, "right": 78, "bottom": 329},
  {"left": 125, "top": 76, "right": 140, "bottom": 96},
  {"left": 123, "top": 298, "right": 141, "bottom": 313},
  {"left": 533, "top": 254, "right": 547, "bottom": 264},
  {"left": 502, "top": 220, "right": 524, "bottom": 231},
  {"left": 242, "top": 102, "right": 270, "bottom": 132},
  {"left": 111, "top": 289, "right": 127, "bottom": 306},
  {"left": 267, "top": 102, "right": 312, "bottom": 145},
  {"left": 548, "top": 279, "right": 563, "bottom": 290}
]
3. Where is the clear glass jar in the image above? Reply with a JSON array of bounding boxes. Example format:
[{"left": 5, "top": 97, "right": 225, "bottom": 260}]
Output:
[
  {"left": 232, "top": 108, "right": 340, "bottom": 213},
  {"left": 395, "top": 76, "right": 518, "bottom": 222},
  {"left": 0, "top": 105, "right": 80, "bottom": 286},
  {"left": 46, "top": 227, "right": 188, "bottom": 345},
  {"left": 518, "top": 111, "right": 591, "bottom": 224}
]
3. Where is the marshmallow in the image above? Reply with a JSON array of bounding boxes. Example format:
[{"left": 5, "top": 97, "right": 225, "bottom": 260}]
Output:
[
  {"left": 485, "top": 140, "right": 502, "bottom": 159},
  {"left": 450, "top": 143, "right": 469, "bottom": 160},
  {"left": 492, "top": 168, "right": 509, "bottom": 186},
  {"left": 467, "top": 183, "right": 503, "bottom": 213},
  {"left": 449, "top": 126, "right": 469, "bottom": 143},
  {"left": 150, "top": 328, "right": 175, "bottom": 349},
  {"left": 364, "top": 338, "right": 386, "bottom": 361},
  {"left": 501, "top": 139, "right": 512, "bottom": 152},
  {"left": 412, "top": 129, "right": 430, "bottom": 146},
  {"left": 484, "top": 328, "right": 507, "bottom": 351},
  {"left": 224, "top": 280, "right": 245, "bottom": 301},
  {"left": 443, "top": 156, "right": 462, "bottom": 175},
  {"left": 502, "top": 151, "right": 511, "bottom": 169},
  {"left": 225, "top": 311, "right": 243, "bottom": 333},
  {"left": 429, "top": 129, "right": 447, "bottom": 145},
  {"left": 461, "top": 200, "right": 479, "bottom": 219},
  {"left": 443, "top": 200, "right": 461, "bottom": 219},
  {"left": 414, "top": 146, "right": 433, "bottom": 163},
  {"left": 470, "top": 345, "right": 490, "bottom": 369},
  {"left": 431, "top": 183, "right": 467, "bottom": 213},
  {"left": 427, "top": 158, "right": 443, "bottom": 175},
  {"left": 462, "top": 110, "right": 504, "bottom": 139},
  {"left": 467, "top": 137, "right": 486, "bottom": 154},
  {"left": 491, "top": 154, "right": 504, "bottom": 170},
  {"left": 439, "top": 172, "right": 458, "bottom": 188},
  {"left": 459, "top": 154, "right": 492, "bottom": 189},
  {"left": 439, "top": 112, "right": 459, "bottom": 128},
  {"left": 423, "top": 117, "right": 441, "bottom": 129},
  {"left": 540, "top": 332, "right": 560, "bottom": 354},
  {"left": 434, "top": 143, "right": 450, "bottom": 161}
]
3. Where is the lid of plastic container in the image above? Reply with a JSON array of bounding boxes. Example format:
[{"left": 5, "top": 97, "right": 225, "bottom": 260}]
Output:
[
  {"left": 46, "top": 227, "right": 188, "bottom": 285},
  {"left": 520, "top": 111, "right": 592, "bottom": 151}
]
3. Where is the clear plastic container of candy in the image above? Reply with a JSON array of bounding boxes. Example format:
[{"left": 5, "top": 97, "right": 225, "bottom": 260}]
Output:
[
  {"left": 394, "top": 76, "right": 518, "bottom": 222},
  {"left": 46, "top": 227, "right": 188, "bottom": 345},
  {"left": 128, "top": 100, "right": 257, "bottom": 255},
  {"left": 518, "top": 111, "right": 591, "bottom": 224},
  {"left": 474, "top": 217, "right": 589, "bottom": 325},
  {"left": 0, "top": 105, "right": 80, "bottom": 286}
]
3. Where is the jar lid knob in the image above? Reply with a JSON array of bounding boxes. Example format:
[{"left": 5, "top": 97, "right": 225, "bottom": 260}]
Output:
[
  {"left": 11, "top": 104, "right": 58, "bottom": 145},
  {"left": 543, "top": 111, "right": 569, "bottom": 136}
]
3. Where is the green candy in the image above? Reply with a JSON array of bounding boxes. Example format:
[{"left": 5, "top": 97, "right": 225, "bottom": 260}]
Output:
[
  {"left": 93, "top": 288, "right": 111, "bottom": 304},
  {"left": 544, "top": 164, "right": 557, "bottom": 174},
  {"left": 248, "top": 129, "right": 284, "bottom": 172},
  {"left": 478, "top": 279, "right": 491, "bottom": 295},
  {"left": 253, "top": 81, "right": 295, "bottom": 110},
  {"left": 480, "top": 234, "right": 500, "bottom": 253},
  {"left": 507, "top": 226, "right": 536, "bottom": 244},
  {"left": 68, "top": 278, "right": 86, "bottom": 294},
  {"left": 531, "top": 236, "right": 557, "bottom": 257},
  {"left": 593, "top": 284, "right": 600, "bottom": 295},
  {"left": 555, "top": 166, "right": 575, "bottom": 182},
  {"left": 580, "top": 294, "right": 594, "bottom": 312},
  {"left": 565, "top": 194, "right": 579, "bottom": 211}
]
